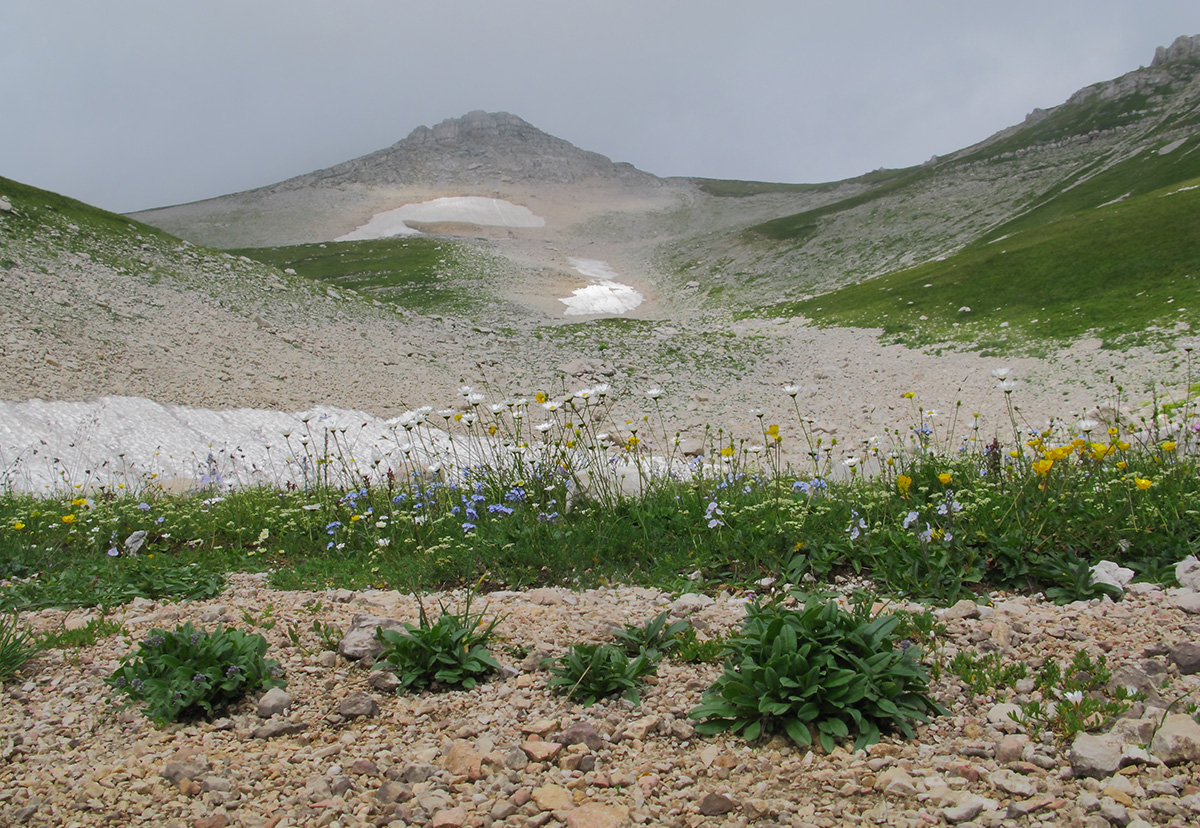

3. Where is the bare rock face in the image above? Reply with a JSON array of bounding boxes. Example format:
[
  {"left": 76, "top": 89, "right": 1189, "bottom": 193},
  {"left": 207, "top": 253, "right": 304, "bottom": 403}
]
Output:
[{"left": 1153, "top": 34, "right": 1200, "bottom": 66}]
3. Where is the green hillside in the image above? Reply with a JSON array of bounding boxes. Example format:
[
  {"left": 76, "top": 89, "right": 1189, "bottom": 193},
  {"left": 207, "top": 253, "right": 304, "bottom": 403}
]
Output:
[{"left": 760, "top": 179, "right": 1200, "bottom": 354}]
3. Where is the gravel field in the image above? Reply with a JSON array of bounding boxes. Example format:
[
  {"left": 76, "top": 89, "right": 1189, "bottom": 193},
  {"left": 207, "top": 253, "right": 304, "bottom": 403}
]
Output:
[{"left": 4, "top": 575, "right": 1200, "bottom": 828}]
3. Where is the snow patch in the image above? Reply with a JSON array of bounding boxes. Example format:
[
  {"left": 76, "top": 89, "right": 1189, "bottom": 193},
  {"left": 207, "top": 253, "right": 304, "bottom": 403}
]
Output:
[
  {"left": 559, "top": 258, "right": 645, "bottom": 316},
  {"left": 336, "top": 197, "right": 545, "bottom": 241}
]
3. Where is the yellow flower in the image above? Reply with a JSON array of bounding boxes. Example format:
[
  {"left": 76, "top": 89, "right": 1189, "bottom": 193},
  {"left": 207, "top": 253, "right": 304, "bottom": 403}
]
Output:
[
  {"left": 12, "top": 521, "right": 24, "bottom": 530},
  {"left": 897, "top": 475, "right": 912, "bottom": 496},
  {"left": 938, "top": 472, "right": 952, "bottom": 485},
  {"left": 765, "top": 424, "right": 781, "bottom": 442},
  {"left": 627, "top": 435, "right": 640, "bottom": 449},
  {"left": 720, "top": 446, "right": 734, "bottom": 457},
  {"left": 1008, "top": 450, "right": 1020, "bottom": 458},
  {"left": 61, "top": 514, "right": 77, "bottom": 524},
  {"left": 1161, "top": 441, "right": 1177, "bottom": 452},
  {"left": 902, "top": 391, "right": 915, "bottom": 399},
  {"left": 1108, "top": 427, "right": 1119, "bottom": 437},
  {"left": 1135, "top": 477, "right": 1152, "bottom": 490},
  {"left": 535, "top": 392, "right": 548, "bottom": 404},
  {"left": 1116, "top": 441, "right": 1130, "bottom": 451},
  {"left": 1032, "top": 458, "right": 1054, "bottom": 476},
  {"left": 350, "top": 514, "right": 362, "bottom": 522},
  {"left": 1116, "top": 461, "right": 1128, "bottom": 470},
  {"left": 71, "top": 497, "right": 88, "bottom": 507}
]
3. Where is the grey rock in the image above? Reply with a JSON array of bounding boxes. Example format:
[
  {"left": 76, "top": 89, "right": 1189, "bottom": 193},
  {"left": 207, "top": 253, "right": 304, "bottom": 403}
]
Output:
[
  {"left": 201, "top": 776, "right": 232, "bottom": 793},
  {"left": 315, "top": 650, "right": 338, "bottom": 668},
  {"left": 1154, "top": 34, "right": 1200, "bottom": 66},
  {"left": 1173, "top": 592, "right": 1200, "bottom": 614},
  {"left": 252, "top": 720, "right": 307, "bottom": 739},
  {"left": 943, "top": 598, "right": 981, "bottom": 621},
  {"left": 375, "top": 780, "right": 413, "bottom": 804},
  {"left": 988, "top": 768, "right": 1037, "bottom": 798},
  {"left": 942, "top": 793, "right": 987, "bottom": 824},
  {"left": 400, "top": 763, "right": 438, "bottom": 784},
  {"left": 337, "top": 690, "right": 379, "bottom": 719},
  {"left": 12, "top": 798, "right": 41, "bottom": 824},
  {"left": 368, "top": 669, "right": 402, "bottom": 692},
  {"left": 1090, "top": 560, "right": 1134, "bottom": 593},
  {"left": 1108, "top": 665, "right": 1161, "bottom": 703},
  {"left": 338, "top": 613, "right": 407, "bottom": 660},
  {"left": 1168, "top": 642, "right": 1200, "bottom": 675},
  {"left": 330, "top": 775, "right": 352, "bottom": 796},
  {"left": 995, "top": 734, "right": 1029, "bottom": 763},
  {"left": 1150, "top": 713, "right": 1200, "bottom": 764},
  {"left": 1099, "top": 796, "right": 1129, "bottom": 826},
  {"left": 1177, "top": 555, "right": 1200, "bottom": 590},
  {"left": 256, "top": 686, "right": 293, "bottom": 718},
  {"left": 555, "top": 720, "right": 605, "bottom": 751},
  {"left": 161, "top": 756, "right": 209, "bottom": 784},
  {"left": 124, "top": 529, "right": 148, "bottom": 555},
  {"left": 671, "top": 593, "right": 714, "bottom": 616},
  {"left": 1069, "top": 733, "right": 1123, "bottom": 778}
]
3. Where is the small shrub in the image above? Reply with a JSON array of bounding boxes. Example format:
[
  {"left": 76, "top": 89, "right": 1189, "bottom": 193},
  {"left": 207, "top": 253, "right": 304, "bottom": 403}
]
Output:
[
  {"left": 673, "top": 626, "right": 729, "bottom": 664},
  {"left": 690, "top": 594, "right": 943, "bottom": 751},
  {"left": 0, "top": 612, "right": 42, "bottom": 682},
  {"left": 373, "top": 595, "right": 501, "bottom": 692},
  {"left": 948, "top": 650, "right": 1029, "bottom": 696},
  {"left": 546, "top": 643, "right": 657, "bottom": 706},
  {"left": 106, "top": 622, "right": 284, "bottom": 726},
  {"left": 612, "top": 610, "right": 688, "bottom": 659}
]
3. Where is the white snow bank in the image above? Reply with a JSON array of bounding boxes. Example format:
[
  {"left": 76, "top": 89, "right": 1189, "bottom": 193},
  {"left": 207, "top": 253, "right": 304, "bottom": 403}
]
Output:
[
  {"left": 559, "top": 258, "right": 645, "bottom": 316},
  {"left": 337, "top": 197, "right": 545, "bottom": 241},
  {"left": 0, "top": 397, "right": 479, "bottom": 494}
]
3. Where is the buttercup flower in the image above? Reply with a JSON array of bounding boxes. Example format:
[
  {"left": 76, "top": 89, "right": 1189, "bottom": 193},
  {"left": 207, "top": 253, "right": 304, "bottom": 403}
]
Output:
[
  {"left": 1135, "top": 477, "right": 1153, "bottom": 490},
  {"left": 938, "top": 472, "right": 952, "bottom": 485}
]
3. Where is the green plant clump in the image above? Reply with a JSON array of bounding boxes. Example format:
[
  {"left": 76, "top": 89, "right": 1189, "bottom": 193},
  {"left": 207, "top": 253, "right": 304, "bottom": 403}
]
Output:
[
  {"left": 612, "top": 610, "right": 689, "bottom": 660},
  {"left": 373, "top": 596, "right": 501, "bottom": 692},
  {"left": 107, "top": 622, "right": 284, "bottom": 726},
  {"left": 1, "top": 612, "right": 43, "bottom": 682},
  {"left": 545, "top": 643, "right": 657, "bottom": 706},
  {"left": 690, "top": 595, "right": 944, "bottom": 751}
]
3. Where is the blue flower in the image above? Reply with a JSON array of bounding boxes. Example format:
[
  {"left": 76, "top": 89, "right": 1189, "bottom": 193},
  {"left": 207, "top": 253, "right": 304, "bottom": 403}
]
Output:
[
  {"left": 462, "top": 522, "right": 476, "bottom": 533},
  {"left": 136, "top": 502, "right": 151, "bottom": 511},
  {"left": 487, "top": 504, "right": 514, "bottom": 516}
]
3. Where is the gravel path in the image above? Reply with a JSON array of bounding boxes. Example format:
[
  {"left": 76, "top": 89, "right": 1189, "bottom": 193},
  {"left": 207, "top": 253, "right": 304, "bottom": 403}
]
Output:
[{"left": 4, "top": 576, "right": 1200, "bottom": 827}]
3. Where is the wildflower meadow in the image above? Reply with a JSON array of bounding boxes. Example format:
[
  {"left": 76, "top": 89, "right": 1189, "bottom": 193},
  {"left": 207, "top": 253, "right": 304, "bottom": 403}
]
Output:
[{"left": 3, "top": 356, "right": 1200, "bottom": 615}]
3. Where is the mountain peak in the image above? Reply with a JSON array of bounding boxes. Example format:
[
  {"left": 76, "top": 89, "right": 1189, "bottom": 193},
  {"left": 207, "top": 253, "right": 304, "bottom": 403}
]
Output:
[
  {"left": 311, "top": 110, "right": 657, "bottom": 187},
  {"left": 1152, "top": 34, "right": 1200, "bottom": 66}
]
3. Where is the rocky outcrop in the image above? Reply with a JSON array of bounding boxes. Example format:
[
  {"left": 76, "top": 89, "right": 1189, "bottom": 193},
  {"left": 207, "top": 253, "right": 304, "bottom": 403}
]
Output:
[{"left": 1153, "top": 34, "right": 1200, "bottom": 66}]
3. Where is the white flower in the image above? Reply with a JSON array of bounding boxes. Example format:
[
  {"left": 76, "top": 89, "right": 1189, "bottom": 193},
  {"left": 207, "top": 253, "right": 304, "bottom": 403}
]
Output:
[
  {"left": 1063, "top": 690, "right": 1084, "bottom": 704},
  {"left": 991, "top": 367, "right": 1011, "bottom": 379},
  {"left": 458, "top": 385, "right": 474, "bottom": 396},
  {"left": 438, "top": 409, "right": 455, "bottom": 420},
  {"left": 783, "top": 384, "right": 800, "bottom": 397},
  {"left": 750, "top": 408, "right": 765, "bottom": 418},
  {"left": 843, "top": 456, "right": 859, "bottom": 468},
  {"left": 747, "top": 445, "right": 763, "bottom": 454},
  {"left": 535, "top": 422, "right": 553, "bottom": 433},
  {"left": 542, "top": 400, "right": 561, "bottom": 412},
  {"left": 1076, "top": 419, "right": 1099, "bottom": 433},
  {"left": 489, "top": 403, "right": 505, "bottom": 414},
  {"left": 998, "top": 380, "right": 1018, "bottom": 393},
  {"left": 646, "top": 388, "right": 664, "bottom": 400},
  {"left": 466, "top": 393, "right": 486, "bottom": 405}
]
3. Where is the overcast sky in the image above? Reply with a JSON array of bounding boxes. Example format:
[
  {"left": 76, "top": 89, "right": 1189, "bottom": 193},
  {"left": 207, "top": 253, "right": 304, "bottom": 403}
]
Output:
[{"left": 2, "top": 1, "right": 1196, "bottom": 213}]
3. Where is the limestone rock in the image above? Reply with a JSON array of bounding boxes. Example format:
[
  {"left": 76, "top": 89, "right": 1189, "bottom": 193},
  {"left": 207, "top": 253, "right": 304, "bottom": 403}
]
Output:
[
  {"left": 671, "top": 593, "right": 714, "bottom": 616},
  {"left": 532, "top": 783, "right": 574, "bottom": 811},
  {"left": 161, "top": 756, "right": 209, "bottom": 785},
  {"left": 555, "top": 720, "right": 605, "bottom": 751},
  {"left": 1168, "top": 642, "right": 1200, "bottom": 675},
  {"left": 1176, "top": 555, "right": 1200, "bottom": 590},
  {"left": 943, "top": 598, "right": 981, "bottom": 621},
  {"left": 252, "top": 720, "right": 306, "bottom": 739},
  {"left": 338, "top": 613, "right": 408, "bottom": 660},
  {"left": 566, "top": 803, "right": 630, "bottom": 828},
  {"left": 989, "top": 768, "right": 1038, "bottom": 798},
  {"left": 337, "top": 690, "right": 378, "bottom": 719},
  {"left": 1069, "top": 733, "right": 1123, "bottom": 778},
  {"left": 443, "top": 741, "right": 482, "bottom": 780},
  {"left": 256, "top": 687, "right": 293, "bottom": 718},
  {"left": 1150, "top": 713, "right": 1200, "bottom": 764}
]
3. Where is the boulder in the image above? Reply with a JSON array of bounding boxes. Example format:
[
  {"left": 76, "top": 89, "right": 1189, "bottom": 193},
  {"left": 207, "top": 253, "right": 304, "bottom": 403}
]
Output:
[{"left": 338, "top": 613, "right": 408, "bottom": 660}]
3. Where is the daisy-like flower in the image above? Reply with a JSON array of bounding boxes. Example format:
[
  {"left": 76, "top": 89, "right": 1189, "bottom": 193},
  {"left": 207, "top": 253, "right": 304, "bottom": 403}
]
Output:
[
  {"left": 535, "top": 422, "right": 553, "bottom": 433},
  {"left": 466, "top": 393, "right": 486, "bottom": 406},
  {"left": 998, "top": 379, "right": 1018, "bottom": 393},
  {"left": 459, "top": 385, "right": 474, "bottom": 396},
  {"left": 1063, "top": 690, "right": 1084, "bottom": 704},
  {"left": 991, "top": 367, "right": 1011, "bottom": 379},
  {"left": 542, "top": 400, "right": 561, "bottom": 412},
  {"left": 783, "top": 384, "right": 800, "bottom": 397},
  {"left": 646, "top": 388, "right": 664, "bottom": 400},
  {"left": 489, "top": 403, "right": 505, "bottom": 414},
  {"left": 1076, "top": 419, "right": 1099, "bottom": 433}
]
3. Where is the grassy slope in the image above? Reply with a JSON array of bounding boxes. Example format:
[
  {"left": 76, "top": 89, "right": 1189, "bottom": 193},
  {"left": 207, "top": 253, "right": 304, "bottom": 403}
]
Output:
[
  {"left": 230, "top": 237, "right": 495, "bottom": 316},
  {"left": 754, "top": 179, "right": 1200, "bottom": 353}
]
